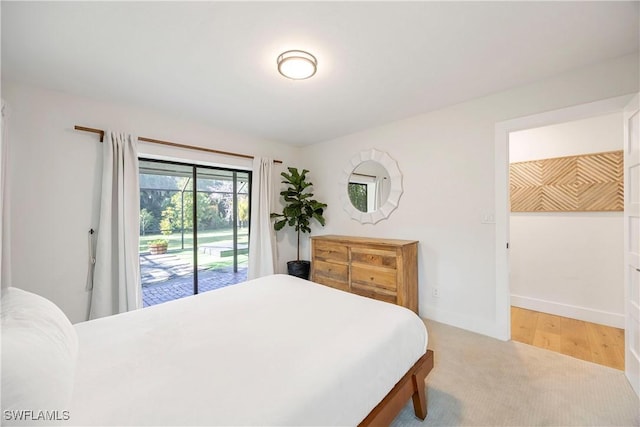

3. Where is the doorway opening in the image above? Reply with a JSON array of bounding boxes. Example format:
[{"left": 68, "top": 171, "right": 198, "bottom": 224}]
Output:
[
  {"left": 138, "top": 158, "right": 251, "bottom": 306},
  {"left": 506, "top": 113, "right": 626, "bottom": 369},
  {"left": 494, "top": 96, "right": 634, "bottom": 334}
]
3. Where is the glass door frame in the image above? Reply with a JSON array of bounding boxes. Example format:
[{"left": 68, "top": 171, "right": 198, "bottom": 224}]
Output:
[{"left": 139, "top": 157, "right": 252, "bottom": 296}]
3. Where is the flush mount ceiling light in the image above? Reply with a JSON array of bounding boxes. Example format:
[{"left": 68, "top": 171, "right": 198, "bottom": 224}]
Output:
[{"left": 277, "top": 50, "right": 317, "bottom": 80}]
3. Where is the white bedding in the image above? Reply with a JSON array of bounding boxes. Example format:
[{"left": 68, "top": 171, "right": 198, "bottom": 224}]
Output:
[{"left": 68, "top": 274, "right": 427, "bottom": 426}]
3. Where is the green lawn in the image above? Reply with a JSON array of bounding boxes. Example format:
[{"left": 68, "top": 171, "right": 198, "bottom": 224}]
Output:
[
  {"left": 140, "top": 228, "right": 249, "bottom": 270},
  {"left": 175, "top": 251, "right": 248, "bottom": 270},
  {"left": 139, "top": 228, "right": 248, "bottom": 251}
]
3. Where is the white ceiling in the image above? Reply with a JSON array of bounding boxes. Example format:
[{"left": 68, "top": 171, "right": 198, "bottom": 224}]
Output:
[{"left": 2, "top": 1, "right": 638, "bottom": 146}]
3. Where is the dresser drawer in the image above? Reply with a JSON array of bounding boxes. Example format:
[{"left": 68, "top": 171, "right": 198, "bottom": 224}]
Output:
[
  {"left": 351, "top": 282, "right": 397, "bottom": 305},
  {"left": 351, "top": 265, "right": 397, "bottom": 291},
  {"left": 351, "top": 247, "right": 397, "bottom": 269},
  {"left": 312, "top": 259, "right": 349, "bottom": 287},
  {"left": 313, "top": 241, "right": 349, "bottom": 263}
]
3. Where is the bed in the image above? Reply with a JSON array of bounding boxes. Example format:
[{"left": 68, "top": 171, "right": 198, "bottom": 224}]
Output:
[{"left": 1, "top": 274, "right": 434, "bottom": 426}]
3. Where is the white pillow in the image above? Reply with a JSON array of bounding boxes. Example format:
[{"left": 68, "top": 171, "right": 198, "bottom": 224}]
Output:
[{"left": 1, "top": 287, "right": 78, "bottom": 423}]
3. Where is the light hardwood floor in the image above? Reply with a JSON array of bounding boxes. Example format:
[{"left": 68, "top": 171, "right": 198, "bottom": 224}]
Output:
[{"left": 511, "top": 306, "right": 625, "bottom": 370}]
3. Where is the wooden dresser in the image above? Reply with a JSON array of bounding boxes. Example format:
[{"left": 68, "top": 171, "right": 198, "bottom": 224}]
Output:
[{"left": 310, "top": 235, "right": 419, "bottom": 314}]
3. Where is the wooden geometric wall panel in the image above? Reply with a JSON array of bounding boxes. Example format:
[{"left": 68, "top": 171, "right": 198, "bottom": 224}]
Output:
[
  {"left": 510, "top": 162, "right": 541, "bottom": 187},
  {"left": 510, "top": 150, "right": 623, "bottom": 212},
  {"left": 541, "top": 184, "right": 577, "bottom": 211},
  {"left": 578, "top": 182, "right": 623, "bottom": 211},
  {"left": 542, "top": 157, "right": 576, "bottom": 185},
  {"left": 510, "top": 187, "right": 542, "bottom": 212}
]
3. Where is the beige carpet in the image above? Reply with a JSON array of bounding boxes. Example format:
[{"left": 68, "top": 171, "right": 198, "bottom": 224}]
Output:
[{"left": 391, "top": 320, "right": 639, "bottom": 427}]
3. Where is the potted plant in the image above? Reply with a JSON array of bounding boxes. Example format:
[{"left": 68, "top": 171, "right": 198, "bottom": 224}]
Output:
[
  {"left": 271, "top": 167, "right": 327, "bottom": 279},
  {"left": 147, "top": 239, "right": 169, "bottom": 255}
]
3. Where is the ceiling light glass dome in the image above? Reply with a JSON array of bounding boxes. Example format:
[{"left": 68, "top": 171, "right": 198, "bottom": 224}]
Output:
[{"left": 277, "top": 50, "right": 317, "bottom": 80}]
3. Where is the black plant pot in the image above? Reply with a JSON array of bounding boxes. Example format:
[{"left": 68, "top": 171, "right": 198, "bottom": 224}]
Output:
[{"left": 287, "top": 260, "right": 311, "bottom": 280}]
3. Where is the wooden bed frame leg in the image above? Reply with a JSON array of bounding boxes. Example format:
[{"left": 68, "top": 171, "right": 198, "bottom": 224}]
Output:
[
  {"left": 410, "top": 349, "right": 433, "bottom": 420},
  {"left": 411, "top": 373, "right": 427, "bottom": 419}
]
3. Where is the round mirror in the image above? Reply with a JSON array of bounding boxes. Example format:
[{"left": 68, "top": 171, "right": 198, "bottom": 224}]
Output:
[
  {"left": 348, "top": 161, "right": 391, "bottom": 213},
  {"left": 339, "top": 149, "right": 402, "bottom": 224}
]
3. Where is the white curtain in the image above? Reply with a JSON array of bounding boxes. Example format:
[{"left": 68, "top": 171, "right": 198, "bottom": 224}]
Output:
[
  {"left": 374, "top": 176, "right": 384, "bottom": 211},
  {"left": 0, "top": 100, "right": 11, "bottom": 288},
  {"left": 89, "top": 131, "right": 142, "bottom": 319},
  {"left": 247, "top": 157, "right": 276, "bottom": 279}
]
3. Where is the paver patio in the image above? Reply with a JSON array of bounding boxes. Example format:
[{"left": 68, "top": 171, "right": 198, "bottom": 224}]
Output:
[{"left": 140, "top": 252, "right": 247, "bottom": 307}]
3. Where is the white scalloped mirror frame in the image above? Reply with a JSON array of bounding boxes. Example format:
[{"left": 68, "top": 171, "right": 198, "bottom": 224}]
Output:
[{"left": 339, "top": 149, "right": 403, "bottom": 224}]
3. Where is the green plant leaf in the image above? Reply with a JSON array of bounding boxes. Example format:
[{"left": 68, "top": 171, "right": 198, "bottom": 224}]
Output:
[
  {"left": 313, "top": 213, "right": 325, "bottom": 226},
  {"left": 271, "top": 167, "right": 327, "bottom": 255}
]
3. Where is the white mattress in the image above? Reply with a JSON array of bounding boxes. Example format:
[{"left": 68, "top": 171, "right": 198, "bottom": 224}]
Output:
[{"left": 68, "top": 274, "right": 427, "bottom": 426}]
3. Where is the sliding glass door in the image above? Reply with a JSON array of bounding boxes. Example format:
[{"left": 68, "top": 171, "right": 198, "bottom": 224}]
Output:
[
  {"left": 138, "top": 159, "right": 250, "bottom": 306},
  {"left": 195, "top": 167, "right": 250, "bottom": 293}
]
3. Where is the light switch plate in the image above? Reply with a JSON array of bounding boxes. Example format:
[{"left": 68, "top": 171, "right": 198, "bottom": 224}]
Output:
[{"left": 481, "top": 212, "right": 495, "bottom": 224}]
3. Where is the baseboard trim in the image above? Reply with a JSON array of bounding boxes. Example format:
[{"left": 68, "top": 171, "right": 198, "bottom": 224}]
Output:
[{"left": 511, "top": 294, "right": 624, "bottom": 328}]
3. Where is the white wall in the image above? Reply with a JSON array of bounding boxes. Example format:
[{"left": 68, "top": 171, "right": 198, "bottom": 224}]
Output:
[
  {"left": 0, "top": 101, "right": 7, "bottom": 288},
  {"left": 510, "top": 113, "right": 623, "bottom": 161},
  {"left": 2, "top": 81, "right": 300, "bottom": 323},
  {"left": 299, "top": 53, "right": 638, "bottom": 338},
  {"left": 509, "top": 113, "right": 624, "bottom": 327}
]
